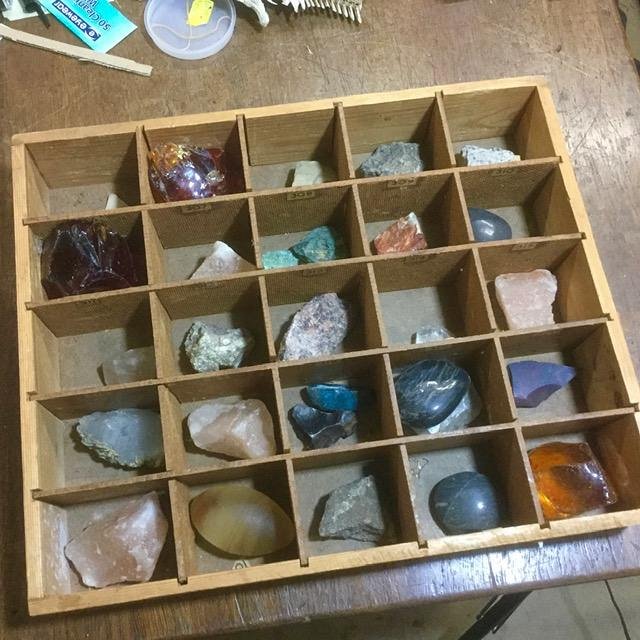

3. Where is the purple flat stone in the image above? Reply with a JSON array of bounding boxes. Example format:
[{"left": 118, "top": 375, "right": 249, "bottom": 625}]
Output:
[{"left": 508, "top": 360, "right": 576, "bottom": 408}]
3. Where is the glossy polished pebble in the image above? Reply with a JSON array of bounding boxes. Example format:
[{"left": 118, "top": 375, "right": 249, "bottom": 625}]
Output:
[
  {"left": 508, "top": 360, "right": 576, "bottom": 408},
  {"left": 420, "top": 383, "right": 483, "bottom": 435},
  {"left": 290, "top": 404, "right": 357, "bottom": 449},
  {"left": 469, "top": 207, "right": 513, "bottom": 242},
  {"left": 430, "top": 471, "right": 502, "bottom": 535},
  {"left": 305, "top": 383, "right": 373, "bottom": 412},
  {"left": 395, "top": 359, "right": 470, "bottom": 431}
]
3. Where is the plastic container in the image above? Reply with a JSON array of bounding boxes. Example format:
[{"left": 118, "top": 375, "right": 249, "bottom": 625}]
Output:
[{"left": 144, "top": 0, "right": 236, "bottom": 60}]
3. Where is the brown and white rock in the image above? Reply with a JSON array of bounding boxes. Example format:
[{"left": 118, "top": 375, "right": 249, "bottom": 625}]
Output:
[
  {"left": 373, "top": 212, "right": 427, "bottom": 254},
  {"left": 187, "top": 399, "right": 276, "bottom": 459},
  {"left": 64, "top": 492, "right": 168, "bottom": 588},
  {"left": 278, "top": 293, "right": 351, "bottom": 361},
  {"left": 495, "top": 269, "right": 558, "bottom": 329}
]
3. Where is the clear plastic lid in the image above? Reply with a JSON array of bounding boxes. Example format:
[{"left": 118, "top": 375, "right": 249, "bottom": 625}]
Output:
[{"left": 144, "top": 0, "right": 236, "bottom": 60}]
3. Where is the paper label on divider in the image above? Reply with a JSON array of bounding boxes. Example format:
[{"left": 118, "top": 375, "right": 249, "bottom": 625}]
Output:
[
  {"left": 38, "top": 0, "right": 137, "bottom": 52},
  {"left": 187, "top": 0, "right": 214, "bottom": 26}
]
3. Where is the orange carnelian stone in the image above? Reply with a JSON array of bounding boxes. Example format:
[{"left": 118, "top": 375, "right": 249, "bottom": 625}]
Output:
[{"left": 528, "top": 441, "right": 617, "bottom": 520}]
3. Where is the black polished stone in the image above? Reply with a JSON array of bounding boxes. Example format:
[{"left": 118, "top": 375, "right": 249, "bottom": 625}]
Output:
[
  {"left": 289, "top": 404, "right": 357, "bottom": 449},
  {"left": 469, "top": 207, "right": 513, "bottom": 242}
]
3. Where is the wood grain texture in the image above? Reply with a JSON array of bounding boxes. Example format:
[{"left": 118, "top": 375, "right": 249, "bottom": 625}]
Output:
[{"left": 2, "top": 0, "right": 640, "bottom": 635}]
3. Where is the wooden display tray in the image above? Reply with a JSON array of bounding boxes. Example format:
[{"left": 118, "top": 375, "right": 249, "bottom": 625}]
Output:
[{"left": 11, "top": 76, "right": 640, "bottom": 616}]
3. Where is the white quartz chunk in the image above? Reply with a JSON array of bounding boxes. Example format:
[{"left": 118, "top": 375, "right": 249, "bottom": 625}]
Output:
[
  {"left": 101, "top": 346, "right": 156, "bottom": 385},
  {"left": 190, "top": 241, "right": 254, "bottom": 280}
]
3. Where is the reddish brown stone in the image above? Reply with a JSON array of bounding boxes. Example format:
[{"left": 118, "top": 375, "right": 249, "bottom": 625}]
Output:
[{"left": 373, "top": 212, "right": 427, "bottom": 255}]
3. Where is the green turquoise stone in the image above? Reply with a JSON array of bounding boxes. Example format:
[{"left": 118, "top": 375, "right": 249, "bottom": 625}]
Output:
[
  {"left": 291, "top": 226, "right": 347, "bottom": 263},
  {"left": 262, "top": 250, "right": 300, "bottom": 270}
]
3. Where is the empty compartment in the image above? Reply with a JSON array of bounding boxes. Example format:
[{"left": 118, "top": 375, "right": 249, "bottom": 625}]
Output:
[
  {"left": 442, "top": 86, "right": 556, "bottom": 164},
  {"left": 160, "top": 369, "right": 284, "bottom": 471},
  {"left": 152, "top": 278, "right": 270, "bottom": 377},
  {"left": 244, "top": 106, "right": 350, "bottom": 190},
  {"left": 522, "top": 412, "right": 640, "bottom": 518},
  {"left": 143, "top": 118, "right": 246, "bottom": 202},
  {"left": 24, "top": 130, "right": 141, "bottom": 218},
  {"left": 478, "top": 237, "right": 604, "bottom": 330},
  {"left": 263, "top": 263, "right": 384, "bottom": 360},
  {"left": 406, "top": 429, "right": 539, "bottom": 542},
  {"left": 31, "top": 291, "right": 156, "bottom": 395},
  {"left": 278, "top": 353, "right": 399, "bottom": 452},
  {"left": 34, "top": 484, "right": 177, "bottom": 596},
  {"left": 253, "top": 185, "right": 367, "bottom": 267},
  {"left": 357, "top": 173, "right": 471, "bottom": 251},
  {"left": 171, "top": 461, "right": 300, "bottom": 578},
  {"left": 33, "top": 385, "right": 164, "bottom": 490},
  {"left": 501, "top": 321, "right": 633, "bottom": 421},
  {"left": 388, "top": 338, "right": 516, "bottom": 433},
  {"left": 343, "top": 94, "right": 452, "bottom": 173},
  {"left": 145, "top": 198, "right": 256, "bottom": 284},
  {"left": 292, "top": 446, "right": 414, "bottom": 556},
  {"left": 460, "top": 162, "right": 579, "bottom": 239},
  {"left": 373, "top": 250, "right": 493, "bottom": 345},
  {"left": 27, "top": 211, "right": 148, "bottom": 303}
]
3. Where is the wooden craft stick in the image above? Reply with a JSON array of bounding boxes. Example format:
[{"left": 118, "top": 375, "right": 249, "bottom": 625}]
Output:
[{"left": 0, "top": 24, "right": 152, "bottom": 77}]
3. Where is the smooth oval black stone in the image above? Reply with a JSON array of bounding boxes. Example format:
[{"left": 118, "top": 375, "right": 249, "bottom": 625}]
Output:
[
  {"left": 394, "top": 360, "right": 470, "bottom": 431},
  {"left": 430, "top": 471, "right": 502, "bottom": 535},
  {"left": 469, "top": 207, "right": 512, "bottom": 242}
]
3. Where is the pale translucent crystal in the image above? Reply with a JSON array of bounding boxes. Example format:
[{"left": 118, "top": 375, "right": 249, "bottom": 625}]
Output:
[
  {"left": 101, "top": 346, "right": 156, "bottom": 385},
  {"left": 65, "top": 492, "right": 168, "bottom": 588},
  {"left": 189, "top": 241, "right": 254, "bottom": 280},
  {"left": 187, "top": 399, "right": 276, "bottom": 459},
  {"left": 105, "top": 193, "right": 129, "bottom": 209},
  {"left": 291, "top": 160, "right": 336, "bottom": 187},
  {"left": 412, "top": 325, "right": 453, "bottom": 344},
  {"left": 495, "top": 269, "right": 558, "bottom": 329}
]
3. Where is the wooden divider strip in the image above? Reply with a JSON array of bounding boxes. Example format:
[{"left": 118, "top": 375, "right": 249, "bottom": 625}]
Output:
[
  {"left": 247, "top": 197, "right": 263, "bottom": 268},
  {"left": 364, "top": 262, "right": 387, "bottom": 348},
  {"left": 347, "top": 184, "right": 370, "bottom": 257},
  {"left": 489, "top": 336, "right": 518, "bottom": 423},
  {"left": 451, "top": 172, "right": 474, "bottom": 243},
  {"left": 140, "top": 210, "right": 166, "bottom": 285},
  {"left": 513, "top": 426, "right": 546, "bottom": 527},
  {"left": 135, "top": 126, "right": 154, "bottom": 205},
  {"left": 158, "top": 385, "right": 187, "bottom": 472},
  {"left": 469, "top": 246, "right": 498, "bottom": 331},
  {"left": 258, "top": 275, "right": 277, "bottom": 361},
  {"left": 236, "top": 114, "right": 253, "bottom": 192},
  {"left": 285, "top": 459, "right": 309, "bottom": 567},
  {"left": 382, "top": 353, "right": 403, "bottom": 437},
  {"left": 271, "top": 367, "right": 292, "bottom": 453},
  {"left": 149, "top": 292, "right": 177, "bottom": 379},
  {"left": 390, "top": 445, "right": 422, "bottom": 546},
  {"left": 333, "top": 102, "right": 355, "bottom": 180},
  {"left": 434, "top": 92, "right": 457, "bottom": 168},
  {"left": 168, "top": 479, "right": 195, "bottom": 584}
]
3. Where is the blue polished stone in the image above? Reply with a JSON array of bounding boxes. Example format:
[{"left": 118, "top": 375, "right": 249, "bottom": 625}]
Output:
[
  {"left": 469, "top": 207, "right": 513, "bottom": 242},
  {"left": 305, "top": 383, "right": 373, "bottom": 412},
  {"left": 430, "top": 471, "right": 502, "bottom": 535},
  {"left": 289, "top": 404, "right": 357, "bottom": 449},
  {"left": 291, "top": 226, "right": 347, "bottom": 264},
  {"left": 394, "top": 359, "right": 470, "bottom": 432},
  {"left": 508, "top": 360, "right": 576, "bottom": 408},
  {"left": 262, "top": 250, "right": 300, "bottom": 270}
]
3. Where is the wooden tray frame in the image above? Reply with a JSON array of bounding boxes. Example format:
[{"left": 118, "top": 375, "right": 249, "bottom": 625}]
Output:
[{"left": 11, "top": 76, "right": 640, "bottom": 615}]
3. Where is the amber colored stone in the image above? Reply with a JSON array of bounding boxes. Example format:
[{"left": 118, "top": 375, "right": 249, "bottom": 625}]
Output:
[
  {"left": 373, "top": 212, "right": 427, "bottom": 255},
  {"left": 41, "top": 220, "right": 140, "bottom": 299},
  {"left": 148, "top": 142, "right": 241, "bottom": 202},
  {"left": 528, "top": 441, "right": 617, "bottom": 520}
]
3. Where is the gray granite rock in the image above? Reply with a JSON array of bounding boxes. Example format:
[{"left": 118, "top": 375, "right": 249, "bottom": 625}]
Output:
[
  {"left": 76, "top": 409, "right": 164, "bottom": 469},
  {"left": 457, "top": 144, "right": 520, "bottom": 166},
  {"left": 319, "top": 475, "right": 386, "bottom": 542},
  {"left": 183, "top": 321, "right": 254, "bottom": 372},
  {"left": 359, "top": 142, "right": 424, "bottom": 177}
]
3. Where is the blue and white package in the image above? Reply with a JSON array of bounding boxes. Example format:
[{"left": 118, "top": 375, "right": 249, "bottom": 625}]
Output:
[{"left": 38, "top": 0, "right": 137, "bottom": 53}]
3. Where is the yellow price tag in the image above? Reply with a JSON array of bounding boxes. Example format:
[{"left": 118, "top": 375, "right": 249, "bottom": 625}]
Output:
[{"left": 187, "top": 0, "right": 214, "bottom": 26}]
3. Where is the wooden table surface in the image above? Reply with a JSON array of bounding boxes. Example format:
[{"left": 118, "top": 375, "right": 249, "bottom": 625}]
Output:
[{"left": 2, "top": 0, "right": 640, "bottom": 637}]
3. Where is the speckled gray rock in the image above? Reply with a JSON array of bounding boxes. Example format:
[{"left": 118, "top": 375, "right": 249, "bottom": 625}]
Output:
[
  {"left": 76, "top": 409, "right": 164, "bottom": 469},
  {"left": 419, "top": 383, "right": 483, "bottom": 435},
  {"left": 319, "top": 475, "right": 386, "bottom": 542},
  {"left": 278, "top": 293, "right": 351, "bottom": 361},
  {"left": 457, "top": 145, "right": 520, "bottom": 166},
  {"left": 359, "top": 142, "right": 424, "bottom": 177},
  {"left": 183, "top": 321, "right": 254, "bottom": 372}
]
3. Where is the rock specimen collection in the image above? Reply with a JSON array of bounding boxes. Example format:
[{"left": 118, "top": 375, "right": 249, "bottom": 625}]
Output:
[
  {"left": 183, "top": 321, "right": 254, "bottom": 372},
  {"left": 279, "top": 293, "right": 351, "bottom": 361},
  {"left": 148, "top": 143, "right": 240, "bottom": 202},
  {"left": 394, "top": 359, "right": 472, "bottom": 433},
  {"left": 495, "top": 269, "right": 558, "bottom": 329},
  {"left": 430, "top": 471, "right": 502, "bottom": 535},
  {"left": 508, "top": 360, "right": 577, "bottom": 408},
  {"left": 190, "top": 485, "right": 295, "bottom": 556},
  {"left": 76, "top": 408, "right": 164, "bottom": 469},
  {"left": 289, "top": 404, "right": 357, "bottom": 449},
  {"left": 319, "top": 475, "right": 387, "bottom": 542},
  {"left": 469, "top": 207, "right": 513, "bottom": 242},
  {"left": 412, "top": 325, "right": 454, "bottom": 344},
  {"left": 187, "top": 399, "right": 276, "bottom": 459},
  {"left": 359, "top": 142, "right": 424, "bottom": 177},
  {"left": 101, "top": 346, "right": 156, "bottom": 385},
  {"left": 65, "top": 492, "right": 168, "bottom": 588},
  {"left": 457, "top": 144, "right": 521, "bottom": 166},
  {"left": 190, "top": 241, "right": 254, "bottom": 279},
  {"left": 291, "top": 160, "right": 336, "bottom": 186},
  {"left": 290, "top": 226, "right": 347, "bottom": 263},
  {"left": 41, "top": 220, "right": 140, "bottom": 299},
  {"left": 262, "top": 249, "right": 301, "bottom": 269},
  {"left": 528, "top": 442, "right": 618, "bottom": 519},
  {"left": 373, "top": 212, "right": 427, "bottom": 255}
]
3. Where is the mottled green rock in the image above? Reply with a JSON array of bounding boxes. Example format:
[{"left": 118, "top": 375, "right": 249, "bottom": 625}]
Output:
[
  {"left": 262, "top": 250, "right": 300, "bottom": 270},
  {"left": 291, "top": 226, "right": 347, "bottom": 263}
]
